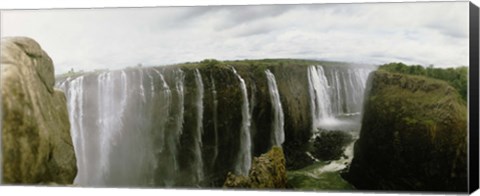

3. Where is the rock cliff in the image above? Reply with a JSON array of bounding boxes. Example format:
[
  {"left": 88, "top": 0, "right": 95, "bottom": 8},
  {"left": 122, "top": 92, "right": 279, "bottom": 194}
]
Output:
[
  {"left": 1, "top": 37, "right": 77, "bottom": 184},
  {"left": 223, "top": 146, "right": 287, "bottom": 189},
  {"left": 344, "top": 70, "right": 467, "bottom": 192}
]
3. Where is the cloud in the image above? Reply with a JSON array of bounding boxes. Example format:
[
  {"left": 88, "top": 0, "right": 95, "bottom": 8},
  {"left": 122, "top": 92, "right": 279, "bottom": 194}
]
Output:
[{"left": 0, "top": 2, "right": 469, "bottom": 74}]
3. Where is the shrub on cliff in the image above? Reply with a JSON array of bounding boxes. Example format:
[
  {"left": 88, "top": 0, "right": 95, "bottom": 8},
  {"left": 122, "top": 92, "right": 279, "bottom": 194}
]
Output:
[{"left": 379, "top": 62, "right": 467, "bottom": 101}]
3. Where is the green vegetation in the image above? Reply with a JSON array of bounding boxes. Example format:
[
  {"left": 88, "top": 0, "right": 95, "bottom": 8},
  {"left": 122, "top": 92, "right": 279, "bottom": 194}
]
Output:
[
  {"left": 379, "top": 62, "right": 468, "bottom": 101},
  {"left": 175, "top": 58, "right": 366, "bottom": 70},
  {"left": 287, "top": 162, "right": 354, "bottom": 191},
  {"left": 345, "top": 70, "right": 468, "bottom": 191}
]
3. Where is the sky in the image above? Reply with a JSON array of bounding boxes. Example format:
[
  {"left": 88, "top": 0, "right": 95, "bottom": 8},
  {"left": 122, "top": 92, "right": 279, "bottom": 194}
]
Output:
[{"left": 1, "top": 1, "right": 470, "bottom": 74}]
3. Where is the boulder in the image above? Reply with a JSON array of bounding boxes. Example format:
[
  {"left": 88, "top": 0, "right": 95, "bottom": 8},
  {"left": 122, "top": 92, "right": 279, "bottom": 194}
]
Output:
[
  {"left": 1, "top": 37, "right": 77, "bottom": 184},
  {"left": 311, "top": 130, "right": 353, "bottom": 161},
  {"left": 344, "top": 71, "right": 467, "bottom": 192},
  {"left": 223, "top": 146, "right": 287, "bottom": 189}
]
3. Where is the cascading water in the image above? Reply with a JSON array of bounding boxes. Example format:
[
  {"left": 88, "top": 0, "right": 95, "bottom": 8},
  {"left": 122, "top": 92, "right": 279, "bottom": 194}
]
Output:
[
  {"left": 308, "top": 66, "right": 334, "bottom": 129},
  {"left": 161, "top": 69, "right": 185, "bottom": 186},
  {"left": 193, "top": 69, "right": 205, "bottom": 184},
  {"left": 307, "top": 65, "right": 373, "bottom": 132},
  {"left": 265, "top": 69, "right": 285, "bottom": 147},
  {"left": 62, "top": 76, "right": 87, "bottom": 184},
  {"left": 57, "top": 63, "right": 373, "bottom": 188},
  {"left": 231, "top": 67, "right": 252, "bottom": 176},
  {"left": 210, "top": 74, "right": 219, "bottom": 168},
  {"left": 325, "top": 68, "right": 371, "bottom": 116}
]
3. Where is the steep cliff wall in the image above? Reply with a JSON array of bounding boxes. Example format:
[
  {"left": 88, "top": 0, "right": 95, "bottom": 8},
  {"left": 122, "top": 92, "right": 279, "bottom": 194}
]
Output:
[
  {"left": 57, "top": 59, "right": 373, "bottom": 187},
  {"left": 344, "top": 70, "right": 467, "bottom": 192},
  {"left": 1, "top": 37, "right": 77, "bottom": 184}
]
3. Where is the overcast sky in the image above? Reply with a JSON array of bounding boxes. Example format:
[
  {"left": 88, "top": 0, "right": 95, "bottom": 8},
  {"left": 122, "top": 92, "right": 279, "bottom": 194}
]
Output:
[{"left": 1, "top": 2, "right": 469, "bottom": 74}]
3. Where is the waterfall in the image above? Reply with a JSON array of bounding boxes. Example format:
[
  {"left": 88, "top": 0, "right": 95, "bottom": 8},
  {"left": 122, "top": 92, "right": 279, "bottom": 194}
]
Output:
[
  {"left": 139, "top": 69, "right": 146, "bottom": 103},
  {"left": 146, "top": 71, "right": 155, "bottom": 99},
  {"left": 210, "top": 74, "right": 219, "bottom": 168},
  {"left": 97, "top": 72, "right": 112, "bottom": 184},
  {"left": 96, "top": 71, "right": 131, "bottom": 185},
  {"left": 308, "top": 66, "right": 334, "bottom": 129},
  {"left": 151, "top": 68, "right": 181, "bottom": 186},
  {"left": 164, "top": 69, "right": 185, "bottom": 187},
  {"left": 193, "top": 69, "right": 205, "bottom": 183},
  {"left": 307, "top": 65, "right": 373, "bottom": 132},
  {"left": 56, "top": 63, "right": 373, "bottom": 187},
  {"left": 152, "top": 69, "right": 170, "bottom": 154},
  {"left": 265, "top": 69, "right": 285, "bottom": 146},
  {"left": 61, "top": 76, "right": 87, "bottom": 184},
  {"left": 231, "top": 67, "right": 252, "bottom": 176}
]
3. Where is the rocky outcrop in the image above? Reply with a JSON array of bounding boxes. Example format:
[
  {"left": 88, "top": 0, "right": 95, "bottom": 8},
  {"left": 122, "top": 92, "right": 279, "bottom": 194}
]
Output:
[
  {"left": 312, "top": 130, "right": 353, "bottom": 161},
  {"left": 344, "top": 71, "right": 467, "bottom": 192},
  {"left": 1, "top": 37, "right": 77, "bottom": 184},
  {"left": 223, "top": 146, "right": 287, "bottom": 189}
]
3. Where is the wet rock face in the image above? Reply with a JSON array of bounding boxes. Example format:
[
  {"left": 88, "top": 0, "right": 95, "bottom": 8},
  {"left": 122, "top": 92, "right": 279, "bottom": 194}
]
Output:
[
  {"left": 223, "top": 146, "right": 287, "bottom": 189},
  {"left": 344, "top": 71, "right": 467, "bottom": 192},
  {"left": 312, "top": 130, "right": 353, "bottom": 161},
  {"left": 1, "top": 37, "right": 77, "bottom": 184}
]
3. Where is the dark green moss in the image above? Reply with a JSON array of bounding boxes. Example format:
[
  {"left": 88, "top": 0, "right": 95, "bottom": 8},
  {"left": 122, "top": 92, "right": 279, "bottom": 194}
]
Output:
[{"left": 345, "top": 70, "right": 468, "bottom": 192}]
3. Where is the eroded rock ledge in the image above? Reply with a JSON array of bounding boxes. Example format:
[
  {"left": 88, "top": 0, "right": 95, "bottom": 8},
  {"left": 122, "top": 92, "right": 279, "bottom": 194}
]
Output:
[
  {"left": 223, "top": 146, "right": 287, "bottom": 189},
  {"left": 1, "top": 37, "right": 77, "bottom": 184}
]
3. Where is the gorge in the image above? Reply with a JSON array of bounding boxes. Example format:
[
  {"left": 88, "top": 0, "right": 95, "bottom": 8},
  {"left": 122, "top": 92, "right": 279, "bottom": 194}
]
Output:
[
  {"left": 56, "top": 60, "right": 374, "bottom": 188},
  {"left": 2, "top": 37, "right": 468, "bottom": 192}
]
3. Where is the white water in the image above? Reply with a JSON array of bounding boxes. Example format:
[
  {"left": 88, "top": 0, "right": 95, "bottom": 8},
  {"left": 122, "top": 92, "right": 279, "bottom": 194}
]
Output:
[
  {"left": 308, "top": 66, "right": 334, "bottom": 130},
  {"left": 304, "top": 65, "right": 373, "bottom": 177},
  {"left": 265, "top": 69, "right": 285, "bottom": 146},
  {"left": 308, "top": 65, "right": 373, "bottom": 132},
  {"left": 231, "top": 67, "right": 252, "bottom": 176},
  {"left": 210, "top": 75, "right": 219, "bottom": 168},
  {"left": 56, "top": 64, "right": 372, "bottom": 187},
  {"left": 326, "top": 68, "right": 371, "bottom": 116},
  {"left": 63, "top": 76, "right": 87, "bottom": 184},
  {"left": 193, "top": 69, "right": 205, "bottom": 183},
  {"left": 59, "top": 69, "right": 186, "bottom": 187},
  {"left": 171, "top": 69, "right": 185, "bottom": 175},
  {"left": 152, "top": 69, "right": 170, "bottom": 154},
  {"left": 146, "top": 71, "right": 155, "bottom": 98},
  {"left": 95, "top": 71, "right": 130, "bottom": 185}
]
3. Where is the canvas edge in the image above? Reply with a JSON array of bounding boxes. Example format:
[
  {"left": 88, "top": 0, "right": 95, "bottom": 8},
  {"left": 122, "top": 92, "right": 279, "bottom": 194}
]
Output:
[{"left": 469, "top": 1, "right": 480, "bottom": 194}]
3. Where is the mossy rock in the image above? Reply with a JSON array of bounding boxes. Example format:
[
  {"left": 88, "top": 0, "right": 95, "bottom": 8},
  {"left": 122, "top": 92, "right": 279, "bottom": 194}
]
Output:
[
  {"left": 344, "top": 70, "right": 467, "bottom": 192},
  {"left": 223, "top": 146, "right": 287, "bottom": 189}
]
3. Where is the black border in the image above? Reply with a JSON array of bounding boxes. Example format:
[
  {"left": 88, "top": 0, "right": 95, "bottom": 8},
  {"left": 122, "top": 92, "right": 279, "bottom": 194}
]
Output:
[{"left": 469, "top": 1, "right": 479, "bottom": 194}]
